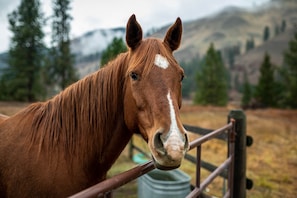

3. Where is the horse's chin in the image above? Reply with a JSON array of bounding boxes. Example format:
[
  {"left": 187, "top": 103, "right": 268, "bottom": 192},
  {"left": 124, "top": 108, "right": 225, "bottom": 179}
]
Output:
[{"left": 152, "top": 157, "right": 181, "bottom": 170}]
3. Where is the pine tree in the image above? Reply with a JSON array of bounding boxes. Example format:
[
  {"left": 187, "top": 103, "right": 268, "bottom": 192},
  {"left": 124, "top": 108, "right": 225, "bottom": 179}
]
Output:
[
  {"left": 227, "top": 47, "right": 235, "bottom": 69},
  {"left": 100, "top": 37, "right": 127, "bottom": 67},
  {"left": 263, "top": 26, "right": 270, "bottom": 42},
  {"left": 220, "top": 44, "right": 241, "bottom": 70},
  {"left": 241, "top": 70, "right": 252, "bottom": 107},
  {"left": 281, "top": 19, "right": 286, "bottom": 33},
  {"left": 180, "top": 56, "right": 201, "bottom": 98},
  {"left": 49, "top": 0, "right": 78, "bottom": 90},
  {"left": 245, "top": 37, "right": 255, "bottom": 52},
  {"left": 281, "top": 32, "right": 297, "bottom": 108},
  {"left": 234, "top": 74, "right": 242, "bottom": 92},
  {"left": 254, "top": 53, "right": 276, "bottom": 107},
  {"left": 4, "top": 0, "right": 45, "bottom": 101},
  {"left": 274, "top": 25, "right": 280, "bottom": 36},
  {"left": 194, "top": 43, "right": 228, "bottom": 106}
]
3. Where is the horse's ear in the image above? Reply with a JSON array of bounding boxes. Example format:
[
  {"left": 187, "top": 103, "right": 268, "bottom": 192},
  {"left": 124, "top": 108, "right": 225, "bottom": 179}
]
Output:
[
  {"left": 126, "top": 14, "right": 143, "bottom": 50},
  {"left": 164, "top": 17, "right": 182, "bottom": 52}
]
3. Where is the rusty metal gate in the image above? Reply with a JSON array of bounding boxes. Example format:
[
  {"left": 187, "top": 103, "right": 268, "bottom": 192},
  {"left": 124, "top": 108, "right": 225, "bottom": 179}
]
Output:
[{"left": 70, "top": 110, "right": 253, "bottom": 198}]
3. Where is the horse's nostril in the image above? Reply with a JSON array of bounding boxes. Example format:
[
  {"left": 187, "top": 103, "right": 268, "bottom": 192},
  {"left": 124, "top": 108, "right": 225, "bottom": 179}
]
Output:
[
  {"left": 184, "top": 133, "right": 189, "bottom": 150},
  {"left": 154, "top": 132, "right": 164, "bottom": 149},
  {"left": 154, "top": 132, "right": 166, "bottom": 155}
]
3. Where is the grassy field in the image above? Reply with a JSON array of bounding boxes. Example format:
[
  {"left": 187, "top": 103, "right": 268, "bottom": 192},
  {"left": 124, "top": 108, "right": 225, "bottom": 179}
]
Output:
[
  {"left": 0, "top": 102, "right": 296, "bottom": 197},
  {"left": 179, "top": 105, "right": 297, "bottom": 198}
]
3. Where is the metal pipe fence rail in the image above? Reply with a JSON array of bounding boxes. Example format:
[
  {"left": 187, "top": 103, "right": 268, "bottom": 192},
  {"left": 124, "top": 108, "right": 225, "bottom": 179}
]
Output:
[
  {"left": 129, "top": 110, "right": 253, "bottom": 195},
  {"left": 186, "top": 120, "right": 235, "bottom": 198},
  {"left": 70, "top": 119, "right": 236, "bottom": 198}
]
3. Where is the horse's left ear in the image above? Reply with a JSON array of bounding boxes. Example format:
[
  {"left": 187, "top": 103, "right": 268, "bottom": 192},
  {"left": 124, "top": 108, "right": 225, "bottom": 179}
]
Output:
[
  {"left": 126, "top": 14, "right": 143, "bottom": 50},
  {"left": 164, "top": 17, "right": 182, "bottom": 52}
]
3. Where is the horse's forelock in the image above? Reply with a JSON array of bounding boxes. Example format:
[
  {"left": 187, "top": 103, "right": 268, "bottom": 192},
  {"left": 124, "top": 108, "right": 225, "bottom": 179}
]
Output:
[{"left": 127, "top": 38, "right": 176, "bottom": 77}]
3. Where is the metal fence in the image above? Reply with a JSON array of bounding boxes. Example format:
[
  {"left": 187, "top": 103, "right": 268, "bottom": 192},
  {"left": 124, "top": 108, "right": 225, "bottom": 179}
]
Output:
[{"left": 70, "top": 110, "right": 253, "bottom": 198}]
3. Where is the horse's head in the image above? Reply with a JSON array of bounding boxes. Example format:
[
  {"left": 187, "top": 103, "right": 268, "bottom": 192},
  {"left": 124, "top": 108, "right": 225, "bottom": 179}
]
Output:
[{"left": 124, "top": 15, "right": 189, "bottom": 170}]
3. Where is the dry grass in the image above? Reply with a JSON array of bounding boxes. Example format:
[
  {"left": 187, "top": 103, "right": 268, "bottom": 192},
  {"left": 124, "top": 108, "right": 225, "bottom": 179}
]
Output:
[
  {"left": 0, "top": 101, "right": 30, "bottom": 116},
  {"left": 180, "top": 106, "right": 297, "bottom": 198},
  {"left": 0, "top": 102, "right": 296, "bottom": 197},
  {"left": 244, "top": 109, "right": 297, "bottom": 198}
]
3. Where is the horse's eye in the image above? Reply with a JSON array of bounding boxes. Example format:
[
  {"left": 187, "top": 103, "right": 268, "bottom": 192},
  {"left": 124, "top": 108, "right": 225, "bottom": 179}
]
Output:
[
  {"left": 181, "top": 74, "right": 185, "bottom": 82},
  {"left": 130, "top": 72, "right": 139, "bottom": 81}
]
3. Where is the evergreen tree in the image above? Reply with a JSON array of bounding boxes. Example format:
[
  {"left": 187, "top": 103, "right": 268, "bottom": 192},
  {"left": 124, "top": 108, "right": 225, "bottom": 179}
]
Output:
[
  {"left": 281, "top": 32, "right": 297, "bottom": 108},
  {"left": 234, "top": 73, "right": 242, "bottom": 92},
  {"left": 3, "top": 0, "right": 45, "bottom": 101},
  {"left": 100, "top": 37, "right": 127, "bottom": 67},
  {"left": 263, "top": 26, "right": 270, "bottom": 42},
  {"left": 180, "top": 56, "right": 201, "bottom": 98},
  {"left": 241, "top": 70, "right": 252, "bottom": 107},
  {"left": 281, "top": 19, "right": 286, "bottom": 33},
  {"left": 254, "top": 53, "right": 276, "bottom": 107},
  {"left": 274, "top": 25, "right": 280, "bottom": 36},
  {"left": 228, "top": 44, "right": 241, "bottom": 70},
  {"left": 227, "top": 47, "right": 235, "bottom": 69},
  {"left": 48, "top": 0, "right": 78, "bottom": 90},
  {"left": 245, "top": 39, "right": 251, "bottom": 52},
  {"left": 194, "top": 43, "right": 228, "bottom": 106},
  {"left": 245, "top": 37, "right": 255, "bottom": 52}
]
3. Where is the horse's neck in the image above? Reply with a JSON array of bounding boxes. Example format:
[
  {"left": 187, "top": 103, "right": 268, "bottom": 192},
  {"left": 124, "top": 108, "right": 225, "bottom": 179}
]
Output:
[
  {"left": 24, "top": 59, "right": 128, "bottom": 168},
  {"left": 54, "top": 58, "right": 131, "bottom": 171}
]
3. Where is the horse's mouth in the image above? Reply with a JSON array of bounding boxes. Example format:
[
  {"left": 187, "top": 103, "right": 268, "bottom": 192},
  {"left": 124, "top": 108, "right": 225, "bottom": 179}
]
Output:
[{"left": 152, "top": 157, "right": 181, "bottom": 170}]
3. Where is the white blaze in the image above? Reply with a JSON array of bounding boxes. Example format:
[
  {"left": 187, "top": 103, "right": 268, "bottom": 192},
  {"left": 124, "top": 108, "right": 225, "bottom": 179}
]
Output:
[
  {"left": 154, "top": 54, "right": 169, "bottom": 69},
  {"left": 167, "top": 91, "right": 179, "bottom": 137},
  {"left": 165, "top": 91, "right": 185, "bottom": 155}
]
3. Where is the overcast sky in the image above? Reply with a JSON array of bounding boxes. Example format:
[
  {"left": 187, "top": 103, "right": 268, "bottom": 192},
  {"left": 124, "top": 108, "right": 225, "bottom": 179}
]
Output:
[{"left": 0, "top": 0, "right": 270, "bottom": 53}]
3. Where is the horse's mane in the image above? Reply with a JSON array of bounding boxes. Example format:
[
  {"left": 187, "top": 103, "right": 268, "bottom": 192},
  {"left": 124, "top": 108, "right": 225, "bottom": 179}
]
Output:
[
  {"left": 16, "top": 38, "right": 171, "bottom": 161},
  {"left": 21, "top": 53, "right": 129, "bottom": 161}
]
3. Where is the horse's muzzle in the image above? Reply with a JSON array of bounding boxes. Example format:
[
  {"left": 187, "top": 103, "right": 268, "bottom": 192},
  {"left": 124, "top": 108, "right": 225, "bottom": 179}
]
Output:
[{"left": 152, "top": 131, "right": 189, "bottom": 169}]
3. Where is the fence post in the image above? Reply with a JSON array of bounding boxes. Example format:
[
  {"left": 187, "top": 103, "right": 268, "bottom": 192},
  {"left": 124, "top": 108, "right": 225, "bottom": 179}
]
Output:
[{"left": 228, "top": 110, "right": 246, "bottom": 198}]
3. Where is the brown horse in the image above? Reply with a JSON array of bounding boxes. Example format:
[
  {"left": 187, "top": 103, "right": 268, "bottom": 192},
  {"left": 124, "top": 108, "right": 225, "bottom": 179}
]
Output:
[{"left": 0, "top": 14, "right": 188, "bottom": 197}]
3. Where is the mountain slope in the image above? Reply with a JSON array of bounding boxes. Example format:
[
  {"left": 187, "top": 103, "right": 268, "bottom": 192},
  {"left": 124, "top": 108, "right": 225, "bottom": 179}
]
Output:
[
  {"left": 168, "top": 0, "right": 297, "bottom": 62},
  {"left": 233, "top": 28, "right": 295, "bottom": 86},
  {"left": 71, "top": 28, "right": 125, "bottom": 77},
  {"left": 147, "top": 0, "right": 297, "bottom": 98},
  {"left": 71, "top": 27, "right": 125, "bottom": 57}
]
